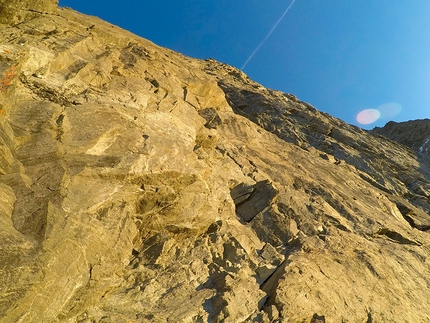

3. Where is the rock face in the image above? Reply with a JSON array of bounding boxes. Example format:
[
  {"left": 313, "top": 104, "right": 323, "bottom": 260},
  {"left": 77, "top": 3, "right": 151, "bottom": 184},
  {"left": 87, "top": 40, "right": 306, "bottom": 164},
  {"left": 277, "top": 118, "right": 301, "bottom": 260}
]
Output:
[
  {"left": 0, "top": 0, "right": 58, "bottom": 24},
  {"left": 0, "top": 3, "right": 429, "bottom": 323},
  {"left": 372, "top": 119, "right": 430, "bottom": 158}
]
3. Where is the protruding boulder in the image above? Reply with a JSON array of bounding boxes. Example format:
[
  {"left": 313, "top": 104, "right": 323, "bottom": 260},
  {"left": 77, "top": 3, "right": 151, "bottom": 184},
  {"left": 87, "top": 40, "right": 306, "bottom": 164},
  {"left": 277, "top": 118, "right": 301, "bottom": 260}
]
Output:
[{"left": 231, "top": 180, "right": 278, "bottom": 222}]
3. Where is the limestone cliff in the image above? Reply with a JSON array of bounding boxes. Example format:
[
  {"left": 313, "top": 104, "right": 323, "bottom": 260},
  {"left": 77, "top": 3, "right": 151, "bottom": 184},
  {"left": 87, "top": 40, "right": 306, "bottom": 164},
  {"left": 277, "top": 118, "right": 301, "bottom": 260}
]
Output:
[{"left": 1, "top": 2, "right": 429, "bottom": 323}]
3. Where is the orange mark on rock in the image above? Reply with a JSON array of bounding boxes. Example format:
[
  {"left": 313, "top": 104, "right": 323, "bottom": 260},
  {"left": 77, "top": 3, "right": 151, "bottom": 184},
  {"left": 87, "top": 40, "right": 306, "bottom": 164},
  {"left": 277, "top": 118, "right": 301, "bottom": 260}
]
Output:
[{"left": 0, "top": 65, "right": 16, "bottom": 93}]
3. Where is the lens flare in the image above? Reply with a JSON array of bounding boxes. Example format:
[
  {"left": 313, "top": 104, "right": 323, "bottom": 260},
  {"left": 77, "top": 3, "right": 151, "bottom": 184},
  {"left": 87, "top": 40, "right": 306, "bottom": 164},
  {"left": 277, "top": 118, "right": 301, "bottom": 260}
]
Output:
[
  {"left": 356, "top": 109, "right": 381, "bottom": 124},
  {"left": 377, "top": 102, "right": 402, "bottom": 119}
]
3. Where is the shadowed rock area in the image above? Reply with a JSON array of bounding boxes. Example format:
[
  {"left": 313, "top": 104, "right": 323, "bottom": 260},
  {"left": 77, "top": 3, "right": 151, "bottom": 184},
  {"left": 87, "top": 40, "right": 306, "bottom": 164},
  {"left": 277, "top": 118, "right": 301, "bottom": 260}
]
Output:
[
  {"left": 0, "top": 2, "right": 430, "bottom": 322},
  {"left": 372, "top": 119, "right": 430, "bottom": 158}
]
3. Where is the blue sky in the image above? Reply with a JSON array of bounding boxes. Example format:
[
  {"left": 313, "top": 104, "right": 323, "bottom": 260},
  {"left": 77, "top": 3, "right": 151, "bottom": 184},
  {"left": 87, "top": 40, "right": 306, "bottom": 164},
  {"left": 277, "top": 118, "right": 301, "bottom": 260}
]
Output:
[{"left": 58, "top": 0, "right": 430, "bottom": 129}]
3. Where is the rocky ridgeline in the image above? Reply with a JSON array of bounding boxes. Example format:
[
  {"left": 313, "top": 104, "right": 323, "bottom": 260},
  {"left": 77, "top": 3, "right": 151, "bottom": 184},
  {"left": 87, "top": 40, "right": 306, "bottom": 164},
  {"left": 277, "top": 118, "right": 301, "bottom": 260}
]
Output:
[
  {"left": 0, "top": 1, "right": 429, "bottom": 322},
  {"left": 372, "top": 119, "right": 430, "bottom": 158}
]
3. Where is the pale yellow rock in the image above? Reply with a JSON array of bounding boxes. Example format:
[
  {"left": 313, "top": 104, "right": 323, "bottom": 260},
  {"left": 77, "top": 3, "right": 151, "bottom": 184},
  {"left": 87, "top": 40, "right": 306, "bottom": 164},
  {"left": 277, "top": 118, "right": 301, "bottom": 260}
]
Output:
[
  {"left": 0, "top": 2, "right": 430, "bottom": 323},
  {"left": 0, "top": 0, "right": 58, "bottom": 24}
]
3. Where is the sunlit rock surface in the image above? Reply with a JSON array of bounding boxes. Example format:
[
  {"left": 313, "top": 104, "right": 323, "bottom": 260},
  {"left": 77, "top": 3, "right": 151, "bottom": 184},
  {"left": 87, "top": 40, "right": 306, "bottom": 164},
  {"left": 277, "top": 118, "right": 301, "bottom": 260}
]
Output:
[{"left": 0, "top": 2, "right": 429, "bottom": 322}]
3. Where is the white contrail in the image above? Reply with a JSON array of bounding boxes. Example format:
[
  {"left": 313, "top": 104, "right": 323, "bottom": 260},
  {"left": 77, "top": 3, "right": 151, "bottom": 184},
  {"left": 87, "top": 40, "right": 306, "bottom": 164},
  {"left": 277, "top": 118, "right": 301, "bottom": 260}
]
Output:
[{"left": 241, "top": 0, "right": 297, "bottom": 70}]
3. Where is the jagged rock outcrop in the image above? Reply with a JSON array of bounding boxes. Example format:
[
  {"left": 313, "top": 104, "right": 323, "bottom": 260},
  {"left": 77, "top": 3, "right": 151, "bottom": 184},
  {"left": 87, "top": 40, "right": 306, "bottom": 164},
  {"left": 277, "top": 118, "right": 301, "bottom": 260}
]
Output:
[
  {"left": 372, "top": 119, "right": 430, "bottom": 158},
  {"left": 0, "top": 2, "right": 429, "bottom": 323}
]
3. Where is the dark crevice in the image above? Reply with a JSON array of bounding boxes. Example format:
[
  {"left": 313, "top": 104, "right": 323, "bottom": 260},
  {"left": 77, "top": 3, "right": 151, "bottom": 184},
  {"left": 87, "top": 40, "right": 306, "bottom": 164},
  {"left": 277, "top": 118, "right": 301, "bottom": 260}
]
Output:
[
  {"left": 403, "top": 214, "right": 430, "bottom": 231},
  {"left": 310, "top": 313, "right": 326, "bottom": 323},
  {"left": 150, "top": 79, "right": 159, "bottom": 88},
  {"left": 182, "top": 86, "right": 188, "bottom": 101},
  {"left": 395, "top": 202, "right": 430, "bottom": 232},
  {"left": 260, "top": 259, "right": 288, "bottom": 291},
  {"left": 225, "top": 151, "right": 243, "bottom": 170},
  {"left": 55, "top": 113, "right": 64, "bottom": 141},
  {"left": 357, "top": 172, "right": 393, "bottom": 195},
  {"left": 375, "top": 228, "right": 421, "bottom": 246}
]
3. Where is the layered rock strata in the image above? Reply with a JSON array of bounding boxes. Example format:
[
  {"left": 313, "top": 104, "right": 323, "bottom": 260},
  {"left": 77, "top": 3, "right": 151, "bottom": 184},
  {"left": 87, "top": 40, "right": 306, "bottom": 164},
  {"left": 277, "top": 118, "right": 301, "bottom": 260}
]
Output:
[{"left": 0, "top": 2, "right": 430, "bottom": 323}]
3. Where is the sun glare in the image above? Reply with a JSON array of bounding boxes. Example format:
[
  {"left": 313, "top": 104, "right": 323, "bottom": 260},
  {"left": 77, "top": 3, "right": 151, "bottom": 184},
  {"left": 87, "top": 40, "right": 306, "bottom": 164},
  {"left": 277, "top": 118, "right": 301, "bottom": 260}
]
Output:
[
  {"left": 377, "top": 102, "right": 402, "bottom": 119},
  {"left": 356, "top": 109, "right": 381, "bottom": 124},
  {"left": 356, "top": 102, "right": 402, "bottom": 125}
]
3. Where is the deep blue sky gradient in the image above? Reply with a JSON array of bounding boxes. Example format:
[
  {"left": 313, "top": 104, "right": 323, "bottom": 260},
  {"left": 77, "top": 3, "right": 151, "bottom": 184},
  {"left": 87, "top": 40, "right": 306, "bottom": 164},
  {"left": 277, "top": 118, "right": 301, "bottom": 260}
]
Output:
[{"left": 58, "top": 0, "right": 430, "bottom": 129}]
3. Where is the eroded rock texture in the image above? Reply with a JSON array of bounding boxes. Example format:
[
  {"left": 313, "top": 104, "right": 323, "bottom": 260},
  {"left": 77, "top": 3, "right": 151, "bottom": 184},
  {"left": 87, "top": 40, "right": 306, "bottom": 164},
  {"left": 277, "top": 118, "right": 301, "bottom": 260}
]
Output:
[
  {"left": 0, "top": 0, "right": 58, "bottom": 24},
  {"left": 0, "top": 3, "right": 429, "bottom": 323}
]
